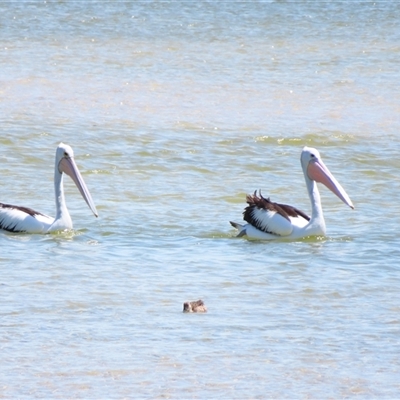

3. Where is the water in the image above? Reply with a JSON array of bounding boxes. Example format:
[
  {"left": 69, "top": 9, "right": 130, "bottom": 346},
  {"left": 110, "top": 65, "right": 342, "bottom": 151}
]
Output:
[{"left": 1, "top": 2, "right": 400, "bottom": 398}]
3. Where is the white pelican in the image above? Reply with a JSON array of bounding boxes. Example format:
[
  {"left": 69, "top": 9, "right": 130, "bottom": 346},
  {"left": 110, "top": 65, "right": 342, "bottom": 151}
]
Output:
[
  {"left": 0, "top": 143, "right": 98, "bottom": 233},
  {"left": 230, "top": 146, "right": 354, "bottom": 240}
]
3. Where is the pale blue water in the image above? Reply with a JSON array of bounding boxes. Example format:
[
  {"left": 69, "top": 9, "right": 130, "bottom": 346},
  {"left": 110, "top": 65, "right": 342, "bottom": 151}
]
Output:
[{"left": 1, "top": 2, "right": 400, "bottom": 398}]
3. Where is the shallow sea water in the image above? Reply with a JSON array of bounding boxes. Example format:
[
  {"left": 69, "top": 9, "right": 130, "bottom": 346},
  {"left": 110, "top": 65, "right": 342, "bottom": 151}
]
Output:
[{"left": 1, "top": 2, "right": 400, "bottom": 398}]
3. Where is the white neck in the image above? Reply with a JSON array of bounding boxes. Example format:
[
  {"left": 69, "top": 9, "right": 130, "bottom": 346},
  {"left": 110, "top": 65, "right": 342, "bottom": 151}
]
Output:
[
  {"left": 48, "top": 165, "right": 72, "bottom": 232},
  {"left": 305, "top": 174, "right": 326, "bottom": 235}
]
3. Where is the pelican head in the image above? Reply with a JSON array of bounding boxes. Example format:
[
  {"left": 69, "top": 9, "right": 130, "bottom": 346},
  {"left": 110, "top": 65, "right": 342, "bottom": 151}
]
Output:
[
  {"left": 56, "top": 142, "right": 98, "bottom": 217},
  {"left": 301, "top": 146, "right": 354, "bottom": 209}
]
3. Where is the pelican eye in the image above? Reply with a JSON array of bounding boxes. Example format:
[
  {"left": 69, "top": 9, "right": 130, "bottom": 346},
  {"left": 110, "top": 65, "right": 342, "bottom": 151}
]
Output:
[
  {"left": 64, "top": 152, "right": 69, "bottom": 157},
  {"left": 310, "top": 154, "right": 315, "bottom": 158}
]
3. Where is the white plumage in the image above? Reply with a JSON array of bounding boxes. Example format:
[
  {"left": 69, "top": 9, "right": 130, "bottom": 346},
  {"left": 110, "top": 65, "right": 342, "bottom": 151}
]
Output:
[
  {"left": 0, "top": 143, "right": 98, "bottom": 234},
  {"left": 230, "top": 147, "right": 354, "bottom": 240}
]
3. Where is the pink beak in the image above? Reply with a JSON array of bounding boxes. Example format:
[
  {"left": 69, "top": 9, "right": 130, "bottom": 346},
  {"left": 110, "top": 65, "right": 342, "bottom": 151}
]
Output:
[
  {"left": 58, "top": 157, "right": 98, "bottom": 217},
  {"left": 307, "top": 158, "right": 354, "bottom": 209}
]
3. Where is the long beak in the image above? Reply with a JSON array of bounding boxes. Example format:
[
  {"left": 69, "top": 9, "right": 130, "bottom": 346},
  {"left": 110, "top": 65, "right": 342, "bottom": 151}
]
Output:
[
  {"left": 58, "top": 157, "right": 98, "bottom": 217},
  {"left": 307, "top": 159, "right": 354, "bottom": 209}
]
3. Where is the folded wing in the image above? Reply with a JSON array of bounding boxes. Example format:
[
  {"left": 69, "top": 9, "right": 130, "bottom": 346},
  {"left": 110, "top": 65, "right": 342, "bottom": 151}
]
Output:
[{"left": 243, "top": 191, "right": 310, "bottom": 237}]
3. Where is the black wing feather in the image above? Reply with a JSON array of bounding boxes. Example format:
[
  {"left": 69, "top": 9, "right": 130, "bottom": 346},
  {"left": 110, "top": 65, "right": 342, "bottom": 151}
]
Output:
[{"left": 243, "top": 190, "right": 310, "bottom": 232}]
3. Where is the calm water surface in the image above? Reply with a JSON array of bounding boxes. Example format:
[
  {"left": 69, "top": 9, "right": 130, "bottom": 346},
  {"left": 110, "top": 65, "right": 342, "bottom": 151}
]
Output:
[{"left": 1, "top": 2, "right": 400, "bottom": 398}]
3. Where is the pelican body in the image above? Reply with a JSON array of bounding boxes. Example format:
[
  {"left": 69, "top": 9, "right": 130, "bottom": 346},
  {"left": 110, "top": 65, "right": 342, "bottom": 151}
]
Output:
[
  {"left": 230, "top": 147, "right": 354, "bottom": 240},
  {"left": 0, "top": 143, "right": 98, "bottom": 233}
]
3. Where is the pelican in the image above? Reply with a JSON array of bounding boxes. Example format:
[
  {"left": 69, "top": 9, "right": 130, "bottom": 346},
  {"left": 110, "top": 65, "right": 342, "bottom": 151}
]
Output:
[
  {"left": 230, "top": 146, "right": 354, "bottom": 240},
  {"left": 0, "top": 143, "right": 98, "bottom": 233}
]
